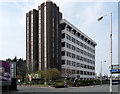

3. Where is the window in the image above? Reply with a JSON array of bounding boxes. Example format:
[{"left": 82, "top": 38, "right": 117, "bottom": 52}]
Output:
[
  {"left": 72, "top": 45, "right": 75, "bottom": 51},
  {"left": 62, "top": 60, "right": 65, "bottom": 64},
  {"left": 87, "top": 72, "right": 89, "bottom": 75},
  {"left": 77, "top": 63, "right": 80, "bottom": 67},
  {"left": 80, "top": 42, "right": 83, "bottom": 47},
  {"left": 76, "top": 33, "right": 80, "bottom": 38},
  {"left": 81, "top": 50, "right": 83, "bottom": 54},
  {"left": 62, "top": 33, "right": 65, "bottom": 38},
  {"left": 66, "top": 43, "right": 71, "bottom": 49},
  {"left": 84, "top": 44, "right": 86, "bottom": 49},
  {"left": 84, "top": 65, "right": 86, "bottom": 68},
  {"left": 67, "top": 52, "right": 71, "bottom": 57},
  {"left": 72, "top": 70, "right": 75, "bottom": 74},
  {"left": 87, "top": 66, "right": 89, "bottom": 70},
  {"left": 76, "top": 40, "right": 79, "bottom": 45},
  {"left": 81, "top": 56, "right": 83, "bottom": 61},
  {"left": 90, "top": 60, "right": 92, "bottom": 64},
  {"left": 72, "top": 37, "right": 75, "bottom": 43},
  {"left": 77, "top": 70, "right": 79, "bottom": 74},
  {"left": 67, "top": 60, "right": 71, "bottom": 65},
  {"left": 62, "top": 42, "right": 65, "bottom": 47},
  {"left": 90, "top": 72, "right": 92, "bottom": 75},
  {"left": 76, "top": 55, "right": 80, "bottom": 60},
  {"left": 72, "top": 61, "right": 76, "bottom": 66},
  {"left": 81, "top": 71, "right": 83, "bottom": 75},
  {"left": 76, "top": 48, "right": 79, "bottom": 52},
  {"left": 88, "top": 53, "right": 89, "bottom": 57},
  {"left": 84, "top": 58, "right": 86, "bottom": 62},
  {"left": 87, "top": 59, "right": 89, "bottom": 63},
  {"left": 72, "top": 53, "right": 75, "bottom": 58},
  {"left": 66, "top": 43, "right": 69, "bottom": 48},
  {"left": 81, "top": 64, "right": 83, "bottom": 68},
  {"left": 62, "top": 51, "right": 65, "bottom": 56},
  {"left": 66, "top": 34, "right": 71, "bottom": 41},
  {"left": 69, "top": 44, "right": 71, "bottom": 49},
  {"left": 84, "top": 71, "right": 86, "bottom": 75}
]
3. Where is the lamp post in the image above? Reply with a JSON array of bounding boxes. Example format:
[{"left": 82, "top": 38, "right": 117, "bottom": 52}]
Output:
[
  {"left": 98, "top": 13, "right": 112, "bottom": 92},
  {"left": 101, "top": 61, "right": 106, "bottom": 85}
]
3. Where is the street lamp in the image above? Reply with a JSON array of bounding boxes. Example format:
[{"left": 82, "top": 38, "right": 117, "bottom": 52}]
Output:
[
  {"left": 97, "top": 13, "right": 112, "bottom": 92},
  {"left": 101, "top": 61, "right": 106, "bottom": 85}
]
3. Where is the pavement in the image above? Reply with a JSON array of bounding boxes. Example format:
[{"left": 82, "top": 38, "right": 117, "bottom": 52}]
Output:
[{"left": 2, "top": 84, "right": 120, "bottom": 93}]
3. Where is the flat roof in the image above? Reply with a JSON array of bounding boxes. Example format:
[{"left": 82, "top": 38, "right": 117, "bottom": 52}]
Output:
[{"left": 60, "top": 19, "right": 97, "bottom": 46}]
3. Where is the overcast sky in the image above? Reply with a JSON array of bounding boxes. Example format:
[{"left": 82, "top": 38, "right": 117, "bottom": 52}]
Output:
[{"left": 0, "top": 0, "right": 119, "bottom": 76}]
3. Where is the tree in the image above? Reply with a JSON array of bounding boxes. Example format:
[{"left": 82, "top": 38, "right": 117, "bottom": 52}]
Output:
[
  {"left": 6, "top": 57, "right": 27, "bottom": 83},
  {"left": 18, "top": 60, "right": 27, "bottom": 83},
  {"left": 29, "top": 68, "right": 60, "bottom": 82},
  {"left": 46, "top": 68, "right": 60, "bottom": 81},
  {"left": 34, "top": 70, "right": 46, "bottom": 80}
]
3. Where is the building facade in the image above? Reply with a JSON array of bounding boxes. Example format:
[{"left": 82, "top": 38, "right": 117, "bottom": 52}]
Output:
[
  {"left": 26, "top": 1, "right": 97, "bottom": 80},
  {"left": 26, "top": 9, "right": 38, "bottom": 72},
  {"left": 26, "top": 1, "right": 62, "bottom": 72},
  {"left": 60, "top": 19, "right": 97, "bottom": 80}
]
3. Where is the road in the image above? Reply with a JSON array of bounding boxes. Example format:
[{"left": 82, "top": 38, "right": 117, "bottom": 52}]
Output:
[{"left": 3, "top": 84, "right": 119, "bottom": 94}]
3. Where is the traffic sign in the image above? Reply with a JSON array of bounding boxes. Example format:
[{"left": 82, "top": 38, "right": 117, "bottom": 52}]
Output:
[{"left": 110, "top": 69, "right": 120, "bottom": 73}]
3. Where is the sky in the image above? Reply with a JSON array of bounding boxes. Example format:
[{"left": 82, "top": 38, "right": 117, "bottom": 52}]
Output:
[{"left": 0, "top": 0, "right": 119, "bottom": 76}]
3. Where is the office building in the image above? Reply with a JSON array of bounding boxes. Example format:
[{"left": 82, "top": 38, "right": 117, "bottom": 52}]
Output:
[
  {"left": 60, "top": 19, "right": 97, "bottom": 80},
  {"left": 26, "top": 1, "right": 62, "bottom": 72},
  {"left": 26, "top": 1, "right": 97, "bottom": 80}
]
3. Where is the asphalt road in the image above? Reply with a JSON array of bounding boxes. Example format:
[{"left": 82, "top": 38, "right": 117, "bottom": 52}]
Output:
[{"left": 2, "top": 84, "right": 120, "bottom": 94}]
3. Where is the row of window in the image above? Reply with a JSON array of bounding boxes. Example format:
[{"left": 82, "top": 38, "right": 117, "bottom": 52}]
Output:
[
  {"left": 63, "top": 25, "right": 96, "bottom": 48},
  {"left": 62, "top": 51, "right": 95, "bottom": 64},
  {"left": 62, "top": 33, "right": 95, "bottom": 54},
  {"left": 62, "top": 69, "right": 95, "bottom": 76},
  {"left": 62, "top": 42, "right": 95, "bottom": 59},
  {"left": 62, "top": 60, "right": 95, "bottom": 70}
]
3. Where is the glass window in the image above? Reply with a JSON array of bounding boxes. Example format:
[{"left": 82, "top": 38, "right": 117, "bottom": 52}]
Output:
[
  {"left": 62, "top": 33, "right": 65, "bottom": 38},
  {"left": 84, "top": 44, "right": 86, "bottom": 49},
  {"left": 81, "top": 50, "right": 83, "bottom": 54},
  {"left": 62, "top": 42, "right": 65, "bottom": 47},
  {"left": 76, "top": 48, "right": 79, "bottom": 52},
  {"left": 72, "top": 61, "right": 76, "bottom": 66},
  {"left": 72, "top": 37, "right": 75, "bottom": 43},
  {"left": 81, "top": 71, "right": 83, "bottom": 75},
  {"left": 62, "top": 51, "right": 65, "bottom": 56},
  {"left": 66, "top": 43, "right": 69, "bottom": 48},
  {"left": 72, "top": 45, "right": 75, "bottom": 51},
  {"left": 84, "top": 71, "right": 86, "bottom": 75},
  {"left": 81, "top": 64, "right": 83, "bottom": 68},
  {"left": 72, "top": 53, "right": 75, "bottom": 58},
  {"left": 67, "top": 60, "right": 71, "bottom": 65},
  {"left": 77, "top": 63, "right": 80, "bottom": 67},
  {"left": 62, "top": 60, "right": 65, "bottom": 64},
  {"left": 84, "top": 65, "right": 86, "bottom": 68},
  {"left": 80, "top": 42, "right": 83, "bottom": 47},
  {"left": 76, "top": 40, "right": 79, "bottom": 45},
  {"left": 67, "top": 52, "right": 71, "bottom": 57},
  {"left": 77, "top": 70, "right": 79, "bottom": 74}
]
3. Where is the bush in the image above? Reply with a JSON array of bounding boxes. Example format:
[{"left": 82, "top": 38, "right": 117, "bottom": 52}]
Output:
[
  {"left": 47, "top": 82, "right": 55, "bottom": 86},
  {"left": 73, "top": 80, "right": 95, "bottom": 86}
]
